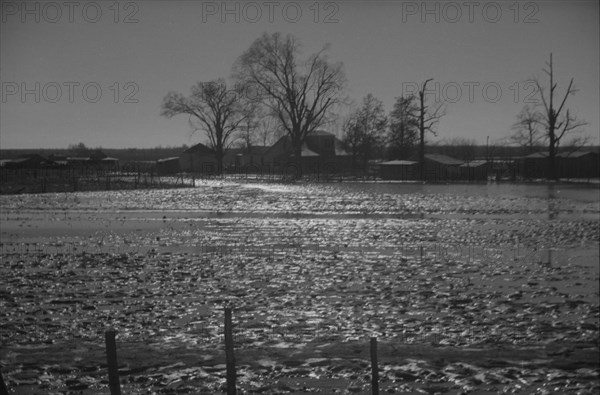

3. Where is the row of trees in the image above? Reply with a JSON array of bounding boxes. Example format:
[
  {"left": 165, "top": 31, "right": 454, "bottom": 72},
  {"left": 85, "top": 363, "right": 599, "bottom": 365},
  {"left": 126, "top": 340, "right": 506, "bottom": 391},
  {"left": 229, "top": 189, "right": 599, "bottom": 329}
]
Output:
[
  {"left": 161, "top": 32, "right": 587, "bottom": 180},
  {"left": 339, "top": 54, "right": 588, "bottom": 180},
  {"left": 341, "top": 79, "right": 445, "bottom": 178},
  {"left": 509, "top": 54, "right": 587, "bottom": 180},
  {"left": 161, "top": 32, "right": 345, "bottom": 175}
]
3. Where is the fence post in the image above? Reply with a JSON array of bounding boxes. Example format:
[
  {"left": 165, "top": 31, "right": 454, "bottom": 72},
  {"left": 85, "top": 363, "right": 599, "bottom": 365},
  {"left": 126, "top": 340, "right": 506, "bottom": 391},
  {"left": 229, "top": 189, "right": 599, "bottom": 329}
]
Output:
[
  {"left": 224, "top": 307, "right": 237, "bottom": 395},
  {"left": 105, "top": 329, "right": 122, "bottom": 395},
  {"left": 370, "top": 337, "right": 379, "bottom": 395}
]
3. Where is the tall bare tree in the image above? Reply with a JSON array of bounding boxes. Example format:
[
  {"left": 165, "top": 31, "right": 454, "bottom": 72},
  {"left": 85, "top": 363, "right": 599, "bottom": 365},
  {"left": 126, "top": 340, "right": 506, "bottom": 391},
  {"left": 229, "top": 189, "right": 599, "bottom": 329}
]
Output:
[
  {"left": 161, "top": 79, "right": 248, "bottom": 173},
  {"left": 234, "top": 33, "right": 346, "bottom": 171},
  {"left": 534, "top": 53, "right": 587, "bottom": 180},
  {"left": 388, "top": 95, "right": 419, "bottom": 159},
  {"left": 510, "top": 104, "right": 544, "bottom": 154},
  {"left": 418, "top": 79, "right": 446, "bottom": 180}
]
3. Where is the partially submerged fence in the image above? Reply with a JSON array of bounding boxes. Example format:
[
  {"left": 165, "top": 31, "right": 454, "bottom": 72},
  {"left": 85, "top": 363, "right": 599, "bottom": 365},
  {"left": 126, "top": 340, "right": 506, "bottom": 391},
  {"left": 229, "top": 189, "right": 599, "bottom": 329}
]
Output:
[
  {"left": 0, "top": 167, "right": 194, "bottom": 194},
  {"left": 62, "top": 310, "right": 385, "bottom": 395}
]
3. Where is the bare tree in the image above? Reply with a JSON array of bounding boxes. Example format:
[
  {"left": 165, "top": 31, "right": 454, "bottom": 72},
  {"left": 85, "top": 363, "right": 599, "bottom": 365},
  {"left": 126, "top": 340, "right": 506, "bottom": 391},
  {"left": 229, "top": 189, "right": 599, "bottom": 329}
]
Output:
[
  {"left": 342, "top": 113, "right": 362, "bottom": 174},
  {"left": 237, "top": 102, "right": 261, "bottom": 151},
  {"left": 533, "top": 53, "right": 587, "bottom": 180},
  {"left": 342, "top": 94, "right": 388, "bottom": 174},
  {"left": 510, "top": 104, "right": 544, "bottom": 154},
  {"left": 388, "top": 95, "right": 419, "bottom": 159},
  {"left": 418, "top": 79, "right": 446, "bottom": 180},
  {"left": 234, "top": 33, "right": 346, "bottom": 172},
  {"left": 161, "top": 79, "right": 248, "bottom": 173}
]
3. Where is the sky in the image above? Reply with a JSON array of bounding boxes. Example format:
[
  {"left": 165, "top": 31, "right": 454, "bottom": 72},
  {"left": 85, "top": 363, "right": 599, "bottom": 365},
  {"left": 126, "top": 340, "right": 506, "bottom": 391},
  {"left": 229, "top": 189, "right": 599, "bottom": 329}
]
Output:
[{"left": 1, "top": 0, "right": 598, "bottom": 149}]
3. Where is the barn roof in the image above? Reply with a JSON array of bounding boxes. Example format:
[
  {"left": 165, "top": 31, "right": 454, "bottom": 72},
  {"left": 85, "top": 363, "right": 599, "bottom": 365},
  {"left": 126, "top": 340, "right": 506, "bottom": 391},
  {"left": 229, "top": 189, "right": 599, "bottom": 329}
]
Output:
[
  {"left": 460, "top": 160, "right": 488, "bottom": 168},
  {"left": 424, "top": 154, "right": 463, "bottom": 165},
  {"left": 157, "top": 157, "right": 180, "bottom": 163},
  {"left": 557, "top": 151, "right": 598, "bottom": 158},
  {"left": 183, "top": 143, "right": 215, "bottom": 154},
  {"left": 380, "top": 160, "right": 418, "bottom": 166}
]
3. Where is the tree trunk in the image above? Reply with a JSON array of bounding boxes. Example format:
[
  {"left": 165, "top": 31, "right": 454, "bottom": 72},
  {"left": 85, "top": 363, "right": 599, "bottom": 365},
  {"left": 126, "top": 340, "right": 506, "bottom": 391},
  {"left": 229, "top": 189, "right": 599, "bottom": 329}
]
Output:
[
  {"left": 215, "top": 149, "right": 224, "bottom": 176},
  {"left": 293, "top": 144, "right": 302, "bottom": 179},
  {"left": 548, "top": 127, "right": 557, "bottom": 180}
]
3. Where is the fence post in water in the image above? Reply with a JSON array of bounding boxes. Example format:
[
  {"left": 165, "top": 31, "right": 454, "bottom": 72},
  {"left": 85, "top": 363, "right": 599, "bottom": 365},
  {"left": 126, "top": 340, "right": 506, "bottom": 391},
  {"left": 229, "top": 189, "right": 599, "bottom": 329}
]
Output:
[
  {"left": 224, "top": 307, "right": 237, "bottom": 395},
  {"left": 105, "top": 329, "right": 122, "bottom": 395},
  {"left": 370, "top": 337, "right": 379, "bottom": 395}
]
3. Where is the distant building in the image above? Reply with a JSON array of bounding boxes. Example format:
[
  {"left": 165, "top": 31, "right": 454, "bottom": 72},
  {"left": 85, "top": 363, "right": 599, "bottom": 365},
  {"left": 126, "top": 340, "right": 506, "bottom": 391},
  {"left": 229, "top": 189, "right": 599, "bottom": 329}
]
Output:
[
  {"left": 156, "top": 157, "right": 181, "bottom": 174},
  {"left": 379, "top": 160, "right": 418, "bottom": 180},
  {"left": 518, "top": 150, "right": 599, "bottom": 179},
  {"left": 100, "top": 157, "right": 120, "bottom": 170},
  {"left": 223, "top": 146, "right": 271, "bottom": 171},
  {"left": 66, "top": 157, "right": 92, "bottom": 167},
  {"left": 519, "top": 152, "right": 549, "bottom": 179},
  {"left": 459, "top": 160, "right": 489, "bottom": 181},
  {"left": 557, "top": 151, "right": 599, "bottom": 179},
  {"left": 2, "top": 154, "right": 48, "bottom": 169},
  {"left": 261, "top": 130, "right": 351, "bottom": 175},
  {"left": 409, "top": 153, "right": 463, "bottom": 181},
  {"left": 179, "top": 143, "right": 217, "bottom": 173}
]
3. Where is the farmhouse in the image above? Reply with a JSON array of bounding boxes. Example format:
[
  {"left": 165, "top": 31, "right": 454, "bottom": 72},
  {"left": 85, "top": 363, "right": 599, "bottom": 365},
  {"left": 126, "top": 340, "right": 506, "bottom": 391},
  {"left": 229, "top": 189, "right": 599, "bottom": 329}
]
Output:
[
  {"left": 223, "top": 146, "right": 271, "bottom": 172},
  {"left": 179, "top": 143, "right": 218, "bottom": 173},
  {"left": 259, "top": 130, "right": 351, "bottom": 175}
]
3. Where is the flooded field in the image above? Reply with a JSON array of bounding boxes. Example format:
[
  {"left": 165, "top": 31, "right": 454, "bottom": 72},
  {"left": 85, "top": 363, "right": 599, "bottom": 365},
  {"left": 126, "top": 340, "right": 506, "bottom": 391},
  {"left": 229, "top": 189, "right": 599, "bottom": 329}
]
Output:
[{"left": 1, "top": 181, "right": 598, "bottom": 394}]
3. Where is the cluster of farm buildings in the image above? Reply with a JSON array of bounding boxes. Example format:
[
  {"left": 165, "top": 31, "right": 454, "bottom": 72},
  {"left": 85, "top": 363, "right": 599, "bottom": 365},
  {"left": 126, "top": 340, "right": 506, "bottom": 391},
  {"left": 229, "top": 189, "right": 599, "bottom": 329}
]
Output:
[{"left": 2, "top": 131, "right": 599, "bottom": 181}]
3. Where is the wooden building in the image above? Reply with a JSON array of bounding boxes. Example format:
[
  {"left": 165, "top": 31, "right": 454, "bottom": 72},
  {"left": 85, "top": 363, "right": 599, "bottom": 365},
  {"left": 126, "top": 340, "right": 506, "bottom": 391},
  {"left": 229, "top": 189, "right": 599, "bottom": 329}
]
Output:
[
  {"left": 379, "top": 160, "right": 418, "bottom": 180},
  {"left": 459, "top": 160, "right": 489, "bottom": 181},
  {"left": 260, "top": 131, "right": 351, "bottom": 176},
  {"left": 557, "top": 151, "right": 599, "bottom": 179},
  {"left": 1, "top": 154, "right": 48, "bottom": 169},
  {"left": 156, "top": 157, "right": 181, "bottom": 174},
  {"left": 518, "top": 150, "right": 599, "bottom": 179},
  {"left": 179, "top": 143, "right": 218, "bottom": 173},
  {"left": 408, "top": 153, "right": 463, "bottom": 181}
]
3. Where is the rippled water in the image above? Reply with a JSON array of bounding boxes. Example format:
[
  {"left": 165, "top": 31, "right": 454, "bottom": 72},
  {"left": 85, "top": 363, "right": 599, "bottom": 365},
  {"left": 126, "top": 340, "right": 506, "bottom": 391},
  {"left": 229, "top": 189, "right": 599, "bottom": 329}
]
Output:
[
  {"left": 300, "top": 181, "right": 600, "bottom": 203},
  {"left": 1, "top": 180, "right": 598, "bottom": 394}
]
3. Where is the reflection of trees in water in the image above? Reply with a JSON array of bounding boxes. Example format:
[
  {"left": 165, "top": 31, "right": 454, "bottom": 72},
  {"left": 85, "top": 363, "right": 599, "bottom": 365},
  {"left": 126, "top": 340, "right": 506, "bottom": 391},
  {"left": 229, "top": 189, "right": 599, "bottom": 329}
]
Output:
[{"left": 547, "top": 184, "right": 558, "bottom": 220}]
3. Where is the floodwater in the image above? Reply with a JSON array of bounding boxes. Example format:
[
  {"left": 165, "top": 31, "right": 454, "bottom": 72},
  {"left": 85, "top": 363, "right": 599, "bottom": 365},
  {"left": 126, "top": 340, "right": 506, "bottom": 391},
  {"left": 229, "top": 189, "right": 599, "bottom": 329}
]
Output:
[
  {"left": 1, "top": 180, "right": 599, "bottom": 394},
  {"left": 303, "top": 181, "right": 600, "bottom": 203}
]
